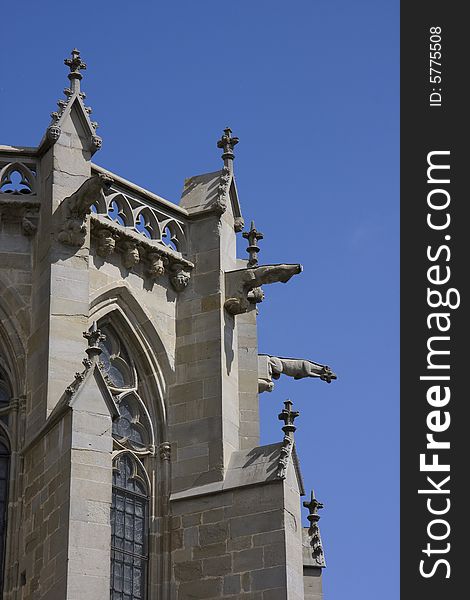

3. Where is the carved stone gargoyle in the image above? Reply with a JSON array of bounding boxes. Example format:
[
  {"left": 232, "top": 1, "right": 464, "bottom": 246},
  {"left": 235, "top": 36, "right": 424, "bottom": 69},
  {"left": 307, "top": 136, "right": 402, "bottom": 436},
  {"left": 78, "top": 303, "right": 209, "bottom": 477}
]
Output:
[
  {"left": 224, "top": 264, "right": 302, "bottom": 315},
  {"left": 258, "top": 354, "right": 337, "bottom": 393},
  {"left": 58, "top": 174, "right": 113, "bottom": 246}
]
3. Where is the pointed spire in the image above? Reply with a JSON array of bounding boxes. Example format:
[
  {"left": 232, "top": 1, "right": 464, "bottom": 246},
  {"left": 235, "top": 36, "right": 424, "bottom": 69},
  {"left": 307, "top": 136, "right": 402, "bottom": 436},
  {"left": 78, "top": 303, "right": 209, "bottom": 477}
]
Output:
[
  {"left": 242, "top": 220, "right": 264, "bottom": 267},
  {"left": 217, "top": 127, "right": 239, "bottom": 169},
  {"left": 44, "top": 50, "right": 102, "bottom": 152},
  {"left": 64, "top": 48, "right": 87, "bottom": 93}
]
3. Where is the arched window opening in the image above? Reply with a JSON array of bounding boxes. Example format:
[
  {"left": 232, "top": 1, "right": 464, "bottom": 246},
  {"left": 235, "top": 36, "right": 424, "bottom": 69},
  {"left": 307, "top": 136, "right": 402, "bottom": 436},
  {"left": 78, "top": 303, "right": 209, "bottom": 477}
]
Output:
[
  {"left": 98, "top": 324, "right": 135, "bottom": 390},
  {"left": 0, "top": 440, "right": 10, "bottom": 596},
  {"left": 112, "top": 394, "right": 153, "bottom": 453},
  {"left": 94, "top": 321, "right": 155, "bottom": 600},
  {"left": 110, "top": 453, "right": 148, "bottom": 600}
]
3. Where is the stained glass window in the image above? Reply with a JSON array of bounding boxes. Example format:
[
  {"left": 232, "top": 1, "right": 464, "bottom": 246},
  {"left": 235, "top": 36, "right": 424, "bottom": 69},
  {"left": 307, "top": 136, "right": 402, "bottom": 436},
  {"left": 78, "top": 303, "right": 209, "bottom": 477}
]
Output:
[
  {"left": 110, "top": 454, "right": 148, "bottom": 600},
  {"left": 112, "top": 395, "right": 152, "bottom": 453},
  {"left": 98, "top": 324, "right": 152, "bottom": 600},
  {"left": 98, "top": 325, "right": 134, "bottom": 390}
]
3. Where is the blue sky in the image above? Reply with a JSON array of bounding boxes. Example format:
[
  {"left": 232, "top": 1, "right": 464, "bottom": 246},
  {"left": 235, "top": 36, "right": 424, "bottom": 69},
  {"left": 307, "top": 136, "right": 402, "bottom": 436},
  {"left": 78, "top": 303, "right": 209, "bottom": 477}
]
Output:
[{"left": 0, "top": 1, "right": 399, "bottom": 598}]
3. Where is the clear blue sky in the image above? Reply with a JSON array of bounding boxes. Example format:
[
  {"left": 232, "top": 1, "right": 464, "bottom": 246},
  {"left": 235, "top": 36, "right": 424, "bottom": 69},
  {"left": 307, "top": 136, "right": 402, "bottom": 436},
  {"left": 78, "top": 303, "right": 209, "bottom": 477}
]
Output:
[{"left": 0, "top": 1, "right": 399, "bottom": 598}]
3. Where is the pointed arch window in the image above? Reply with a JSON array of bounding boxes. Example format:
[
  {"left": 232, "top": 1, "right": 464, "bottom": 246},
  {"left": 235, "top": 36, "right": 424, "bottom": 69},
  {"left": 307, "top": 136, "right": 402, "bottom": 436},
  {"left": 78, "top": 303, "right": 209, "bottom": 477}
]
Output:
[
  {"left": 98, "top": 325, "right": 135, "bottom": 390},
  {"left": 95, "top": 322, "right": 154, "bottom": 600}
]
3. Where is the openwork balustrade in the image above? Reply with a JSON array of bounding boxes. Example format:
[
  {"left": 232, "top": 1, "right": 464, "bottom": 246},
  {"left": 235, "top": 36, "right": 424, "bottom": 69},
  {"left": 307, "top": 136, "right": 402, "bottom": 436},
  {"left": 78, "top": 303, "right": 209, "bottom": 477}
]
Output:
[{"left": 91, "top": 167, "right": 188, "bottom": 255}]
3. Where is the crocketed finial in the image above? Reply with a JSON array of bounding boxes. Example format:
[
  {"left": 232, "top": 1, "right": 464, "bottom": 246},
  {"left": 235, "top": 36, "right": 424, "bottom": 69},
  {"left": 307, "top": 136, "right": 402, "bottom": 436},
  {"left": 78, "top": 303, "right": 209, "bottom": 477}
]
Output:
[
  {"left": 217, "top": 127, "right": 239, "bottom": 167},
  {"left": 64, "top": 49, "right": 87, "bottom": 92},
  {"left": 242, "top": 220, "right": 264, "bottom": 267},
  {"left": 278, "top": 399, "right": 300, "bottom": 437},
  {"left": 303, "top": 489, "right": 324, "bottom": 521},
  {"left": 83, "top": 321, "right": 106, "bottom": 362},
  {"left": 303, "top": 489, "right": 326, "bottom": 567}
]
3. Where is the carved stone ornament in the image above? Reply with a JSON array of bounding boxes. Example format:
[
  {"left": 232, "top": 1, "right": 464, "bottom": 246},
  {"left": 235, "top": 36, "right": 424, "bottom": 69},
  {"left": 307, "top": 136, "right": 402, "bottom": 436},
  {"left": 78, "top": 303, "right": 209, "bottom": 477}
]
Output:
[
  {"left": 0, "top": 196, "right": 40, "bottom": 237},
  {"left": 225, "top": 263, "right": 302, "bottom": 315},
  {"left": 258, "top": 355, "right": 337, "bottom": 393},
  {"left": 234, "top": 216, "right": 245, "bottom": 233},
  {"left": 58, "top": 174, "right": 113, "bottom": 246},
  {"left": 277, "top": 400, "right": 299, "bottom": 479},
  {"left": 22, "top": 213, "right": 38, "bottom": 236},
  {"left": 159, "top": 441, "right": 171, "bottom": 461},
  {"left": 89, "top": 216, "right": 194, "bottom": 288},
  {"left": 47, "top": 125, "right": 62, "bottom": 142},
  {"left": 146, "top": 252, "right": 167, "bottom": 279},
  {"left": 277, "top": 435, "right": 294, "bottom": 479},
  {"left": 121, "top": 240, "right": 140, "bottom": 269},
  {"left": 95, "top": 227, "right": 118, "bottom": 257},
  {"left": 170, "top": 262, "right": 191, "bottom": 292},
  {"left": 213, "top": 196, "right": 227, "bottom": 215},
  {"left": 217, "top": 127, "right": 239, "bottom": 163},
  {"left": 58, "top": 216, "right": 87, "bottom": 247}
]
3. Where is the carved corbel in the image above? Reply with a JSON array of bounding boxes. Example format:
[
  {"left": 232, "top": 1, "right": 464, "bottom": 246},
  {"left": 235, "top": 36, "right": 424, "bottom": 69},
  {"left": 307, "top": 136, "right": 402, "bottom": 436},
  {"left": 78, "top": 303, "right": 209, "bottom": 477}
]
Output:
[
  {"left": 94, "top": 227, "right": 119, "bottom": 257},
  {"left": 47, "top": 125, "right": 62, "bottom": 143},
  {"left": 58, "top": 174, "right": 113, "bottom": 246},
  {"left": 0, "top": 197, "right": 40, "bottom": 236},
  {"left": 145, "top": 251, "right": 168, "bottom": 279},
  {"left": 224, "top": 263, "right": 302, "bottom": 315},
  {"left": 170, "top": 262, "right": 191, "bottom": 292},
  {"left": 22, "top": 212, "right": 39, "bottom": 236},
  {"left": 145, "top": 251, "right": 167, "bottom": 280},
  {"left": 234, "top": 217, "right": 245, "bottom": 233},
  {"left": 159, "top": 441, "right": 171, "bottom": 461},
  {"left": 120, "top": 239, "right": 140, "bottom": 269}
]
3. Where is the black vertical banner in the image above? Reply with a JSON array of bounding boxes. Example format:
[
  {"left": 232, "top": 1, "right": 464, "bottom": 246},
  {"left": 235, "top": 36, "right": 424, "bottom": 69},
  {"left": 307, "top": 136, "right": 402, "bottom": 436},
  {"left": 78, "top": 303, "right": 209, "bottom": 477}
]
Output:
[{"left": 401, "top": 3, "right": 468, "bottom": 598}]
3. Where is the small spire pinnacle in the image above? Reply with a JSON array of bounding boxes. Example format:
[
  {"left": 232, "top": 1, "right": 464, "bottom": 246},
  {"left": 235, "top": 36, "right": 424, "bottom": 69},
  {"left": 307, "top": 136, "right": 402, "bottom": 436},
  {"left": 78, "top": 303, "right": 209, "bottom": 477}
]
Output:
[
  {"left": 83, "top": 321, "right": 105, "bottom": 362},
  {"left": 303, "top": 489, "right": 326, "bottom": 567},
  {"left": 217, "top": 127, "right": 239, "bottom": 167},
  {"left": 303, "top": 490, "right": 324, "bottom": 522},
  {"left": 278, "top": 399, "right": 300, "bottom": 437},
  {"left": 242, "top": 220, "right": 264, "bottom": 267},
  {"left": 64, "top": 48, "right": 87, "bottom": 92}
]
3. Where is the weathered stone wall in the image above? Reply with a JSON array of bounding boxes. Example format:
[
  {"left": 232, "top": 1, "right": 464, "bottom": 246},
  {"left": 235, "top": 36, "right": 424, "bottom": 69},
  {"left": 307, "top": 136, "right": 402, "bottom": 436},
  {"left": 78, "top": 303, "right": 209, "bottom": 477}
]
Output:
[
  {"left": 237, "top": 305, "right": 260, "bottom": 450},
  {"left": 303, "top": 568, "right": 322, "bottom": 600},
  {"left": 18, "top": 413, "right": 72, "bottom": 600},
  {"left": 170, "top": 212, "right": 239, "bottom": 494},
  {"left": 66, "top": 371, "right": 114, "bottom": 600},
  {"left": 170, "top": 477, "right": 304, "bottom": 600}
]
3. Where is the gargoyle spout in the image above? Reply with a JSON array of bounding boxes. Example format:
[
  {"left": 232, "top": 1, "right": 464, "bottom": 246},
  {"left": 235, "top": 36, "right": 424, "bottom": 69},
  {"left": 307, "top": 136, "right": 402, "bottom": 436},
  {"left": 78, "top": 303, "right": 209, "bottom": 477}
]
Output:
[
  {"left": 258, "top": 355, "right": 337, "bottom": 393},
  {"left": 250, "top": 264, "right": 302, "bottom": 289},
  {"left": 225, "top": 263, "right": 302, "bottom": 315},
  {"left": 66, "top": 173, "right": 113, "bottom": 218},
  {"left": 58, "top": 174, "right": 113, "bottom": 246}
]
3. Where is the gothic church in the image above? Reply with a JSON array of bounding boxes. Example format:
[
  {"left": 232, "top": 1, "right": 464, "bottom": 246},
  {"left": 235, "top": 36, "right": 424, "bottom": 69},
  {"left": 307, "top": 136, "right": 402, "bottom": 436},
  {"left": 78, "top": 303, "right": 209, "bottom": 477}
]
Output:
[{"left": 0, "top": 50, "right": 334, "bottom": 600}]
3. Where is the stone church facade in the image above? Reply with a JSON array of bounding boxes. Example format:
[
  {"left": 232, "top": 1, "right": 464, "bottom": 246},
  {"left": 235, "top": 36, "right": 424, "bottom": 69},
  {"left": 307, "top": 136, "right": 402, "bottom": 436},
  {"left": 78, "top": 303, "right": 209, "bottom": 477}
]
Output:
[{"left": 0, "top": 51, "right": 333, "bottom": 600}]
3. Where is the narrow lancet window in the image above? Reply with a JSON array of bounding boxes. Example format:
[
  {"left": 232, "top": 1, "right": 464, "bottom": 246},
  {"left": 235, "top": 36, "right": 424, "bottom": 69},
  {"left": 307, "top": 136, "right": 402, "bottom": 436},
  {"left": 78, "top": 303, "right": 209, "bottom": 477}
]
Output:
[
  {"left": 110, "top": 453, "right": 148, "bottom": 600},
  {"left": 95, "top": 323, "right": 153, "bottom": 600}
]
